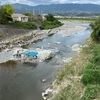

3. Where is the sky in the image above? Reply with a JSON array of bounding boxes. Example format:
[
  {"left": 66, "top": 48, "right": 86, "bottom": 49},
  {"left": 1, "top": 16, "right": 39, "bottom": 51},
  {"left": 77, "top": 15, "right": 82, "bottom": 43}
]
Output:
[{"left": 0, "top": 0, "right": 100, "bottom": 6}]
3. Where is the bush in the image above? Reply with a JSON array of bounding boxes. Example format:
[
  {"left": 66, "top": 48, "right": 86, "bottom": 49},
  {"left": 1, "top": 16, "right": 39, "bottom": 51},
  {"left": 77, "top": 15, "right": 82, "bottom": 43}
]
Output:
[
  {"left": 81, "top": 44, "right": 100, "bottom": 99},
  {"left": 45, "top": 14, "right": 56, "bottom": 21},
  {"left": 90, "top": 17, "right": 100, "bottom": 42},
  {"left": 85, "top": 63, "right": 100, "bottom": 70},
  {"left": 40, "top": 14, "right": 62, "bottom": 29},
  {"left": 81, "top": 69, "right": 100, "bottom": 85},
  {"left": 81, "top": 85, "right": 100, "bottom": 100},
  {"left": 92, "top": 55, "right": 100, "bottom": 65},
  {"left": 41, "top": 20, "right": 62, "bottom": 29},
  {"left": 10, "top": 21, "right": 37, "bottom": 29}
]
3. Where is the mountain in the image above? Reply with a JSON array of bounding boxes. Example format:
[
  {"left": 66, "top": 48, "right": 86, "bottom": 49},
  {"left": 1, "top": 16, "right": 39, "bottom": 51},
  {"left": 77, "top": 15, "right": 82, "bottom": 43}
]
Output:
[{"left": 11, "top": 3, "right": 100, "bottom": 13}]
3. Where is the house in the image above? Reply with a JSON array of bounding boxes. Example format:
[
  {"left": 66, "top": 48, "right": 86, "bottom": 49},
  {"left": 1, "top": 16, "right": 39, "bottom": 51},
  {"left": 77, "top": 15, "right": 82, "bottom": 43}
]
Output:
[{"left": 12, "top": 13, "right": 29, "bottom": 22}]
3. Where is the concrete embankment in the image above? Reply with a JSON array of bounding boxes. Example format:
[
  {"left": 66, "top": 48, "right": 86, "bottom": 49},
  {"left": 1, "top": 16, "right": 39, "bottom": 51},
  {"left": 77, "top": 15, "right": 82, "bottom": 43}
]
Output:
[
  {"left": 0, "top": 28, "right": 57, "bottom": 52},
  {"left": 0, "top": 25, "right": 32, "bottom": 41}
]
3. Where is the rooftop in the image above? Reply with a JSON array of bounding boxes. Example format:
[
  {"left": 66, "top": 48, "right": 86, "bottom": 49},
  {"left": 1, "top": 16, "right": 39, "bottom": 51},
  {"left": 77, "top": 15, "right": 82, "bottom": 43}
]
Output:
[{"left": 12, "top": 13, "right": 28, "bottom": 18}]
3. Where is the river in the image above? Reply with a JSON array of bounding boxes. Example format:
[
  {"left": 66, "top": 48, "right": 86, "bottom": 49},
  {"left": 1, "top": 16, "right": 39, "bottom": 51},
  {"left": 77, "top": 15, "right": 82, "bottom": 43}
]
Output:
[{"left": 0, "top": 21, "right": 91, "bottom": 100}]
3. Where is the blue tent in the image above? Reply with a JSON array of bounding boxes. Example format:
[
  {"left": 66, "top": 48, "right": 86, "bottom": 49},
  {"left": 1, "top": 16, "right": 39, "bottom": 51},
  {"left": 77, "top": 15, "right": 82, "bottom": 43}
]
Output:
[{"left": 27, "top": 52, "right": 38, "bottom": 57}]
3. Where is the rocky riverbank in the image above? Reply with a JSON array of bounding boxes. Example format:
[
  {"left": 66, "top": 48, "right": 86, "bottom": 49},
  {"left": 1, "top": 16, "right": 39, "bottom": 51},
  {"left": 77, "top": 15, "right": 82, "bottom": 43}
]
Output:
[
  {"left": 0, "top": 21, "right": 89, "bottom": 52},
  {"left": 0, "top": 29, "right": 56, "bottom": 51}
]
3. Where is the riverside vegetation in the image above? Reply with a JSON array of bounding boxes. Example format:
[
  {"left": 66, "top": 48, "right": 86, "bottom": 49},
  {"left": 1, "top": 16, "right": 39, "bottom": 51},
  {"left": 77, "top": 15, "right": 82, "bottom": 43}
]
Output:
[
  {"left": 40, "top": 14, "right": 62, "bottom": 29},
  {"left": 52, "top": 17, "right": 100, "bottom": 100},
  {"left": 0, "top": 4, "right": 62, "bottom": 30},
  {"left": 9, "top": 14, "right": 62, "bottom": 30}
]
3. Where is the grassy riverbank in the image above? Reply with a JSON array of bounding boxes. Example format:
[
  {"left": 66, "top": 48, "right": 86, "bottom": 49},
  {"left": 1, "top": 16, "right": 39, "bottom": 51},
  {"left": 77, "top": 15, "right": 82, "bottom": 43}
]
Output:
[
  {"left": 52, "top": 39, "right": 100, "bottom": 100},
  {"left": 10, "top": 20, "right": 62, "bottom": 30},
  {"left": 57, "top": 17, "right": 95, "bottom": 22},
  {"left": 40, "top": 20, "right": 63, "bottom": 30}
]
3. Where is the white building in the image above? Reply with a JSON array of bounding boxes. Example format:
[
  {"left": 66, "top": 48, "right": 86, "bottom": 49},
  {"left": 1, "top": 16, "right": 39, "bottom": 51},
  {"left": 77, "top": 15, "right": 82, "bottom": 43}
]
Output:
[{"left": 12, "top": 13, "right": 29, "bottom": 22}]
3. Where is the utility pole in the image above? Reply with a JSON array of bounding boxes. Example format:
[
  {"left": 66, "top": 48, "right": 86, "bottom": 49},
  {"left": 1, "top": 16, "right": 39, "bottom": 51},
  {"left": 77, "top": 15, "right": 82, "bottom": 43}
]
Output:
[
  {"left": 0, "top": 0, "right": 1, "bottom": 6},
  {"left": 33, "top": 9, "right": 35, "bottom": 15}
]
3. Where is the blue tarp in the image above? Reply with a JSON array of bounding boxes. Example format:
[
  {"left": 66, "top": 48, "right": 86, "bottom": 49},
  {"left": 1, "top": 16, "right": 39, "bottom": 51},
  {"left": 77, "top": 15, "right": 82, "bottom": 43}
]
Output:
[{"left": 27, "top": 52, "right": 38, "bottom": 57}]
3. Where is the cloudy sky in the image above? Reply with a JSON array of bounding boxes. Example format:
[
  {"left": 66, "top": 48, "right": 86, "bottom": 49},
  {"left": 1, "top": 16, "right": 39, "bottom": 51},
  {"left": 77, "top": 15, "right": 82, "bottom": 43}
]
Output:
[{"left": 1, "top": 0, "right": 100, "bottom": 6}]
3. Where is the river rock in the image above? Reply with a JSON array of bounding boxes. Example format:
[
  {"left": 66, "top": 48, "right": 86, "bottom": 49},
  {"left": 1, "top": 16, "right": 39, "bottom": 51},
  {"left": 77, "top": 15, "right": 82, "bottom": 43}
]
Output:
[
  {"left": 42, "top": 79, "right": 47, "bottom": 82},
  {"left": 42, "top": 88, "right": 53, "bottom": 100},
  {"left": 36, "top": 48, "right": 55, "bottom": 60},
  {"left": 54, "top": 41, "right": 61, "bottom": 44},
  {"left": 71, "top": 44, "right": 82, "bottom": 53}
]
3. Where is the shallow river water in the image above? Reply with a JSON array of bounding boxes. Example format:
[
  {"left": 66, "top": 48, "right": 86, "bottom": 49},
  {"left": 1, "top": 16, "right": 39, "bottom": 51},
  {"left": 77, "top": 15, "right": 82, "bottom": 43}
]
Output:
[{"left": 0, "top": 21, "right": 91, "bottom": 100}]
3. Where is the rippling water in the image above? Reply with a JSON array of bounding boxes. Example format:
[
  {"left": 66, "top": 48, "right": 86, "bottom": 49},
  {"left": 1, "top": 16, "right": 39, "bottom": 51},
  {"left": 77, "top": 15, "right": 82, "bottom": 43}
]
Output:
[{"left": 0, "top": 21, "right": 91, "bottom": 100}]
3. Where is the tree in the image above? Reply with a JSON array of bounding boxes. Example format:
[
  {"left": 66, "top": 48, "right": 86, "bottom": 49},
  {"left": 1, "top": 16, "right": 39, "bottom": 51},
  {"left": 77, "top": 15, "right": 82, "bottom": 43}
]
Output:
[
  {"left": 90, "top": 17, "right": 100, "bottom": 42},
  {"left": 0, "top": 4, "right": 14, "bottom": 24},
  {"left": 4, "top": 4, "right": 14, "bottom": 15},
  {"left": 23, "top": 13, "right": 33, "bottom": 17},
  {"left": 45, "top": 14, "right": 56, "bottom": 21}
]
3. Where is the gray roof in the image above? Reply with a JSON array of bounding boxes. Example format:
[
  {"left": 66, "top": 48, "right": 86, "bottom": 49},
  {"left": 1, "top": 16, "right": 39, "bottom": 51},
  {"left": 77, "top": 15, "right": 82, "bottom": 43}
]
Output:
[{"left": 12, "top": 13, "right": 28, "bottom": 18}]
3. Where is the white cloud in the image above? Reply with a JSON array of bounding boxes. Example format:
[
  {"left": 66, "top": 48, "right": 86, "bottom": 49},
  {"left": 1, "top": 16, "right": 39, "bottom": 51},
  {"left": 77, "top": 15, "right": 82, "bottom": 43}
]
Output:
[
  {"left": 19, "top": 0, "right": 37, "bottom": 5},
  {"left": 1, "top": 0, "right": 100, "bottom": 5},
  {"left": 52, "top": 0, "right": 68, "bottom": 3},
  {"left": 91, "top": 1, "right": 100, "bottom": 4},
  {"left": 72, "top": 1, "right": 79, "bottom": 4},
  {"left": 1, "top": 0, "right": 37, "bottom": 6}
]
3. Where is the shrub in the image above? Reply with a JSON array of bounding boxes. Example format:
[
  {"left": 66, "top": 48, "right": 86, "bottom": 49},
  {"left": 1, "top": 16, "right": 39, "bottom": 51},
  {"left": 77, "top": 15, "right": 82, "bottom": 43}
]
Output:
[
  {"left": 90, "top": 17, "right": 100, "bottom": 42},
  {"left": 41, "top": 20, "right": 62, "bottom": 29},
  {"left": 92, "top": 55, "right": 100, "bottom": 65},
  {"left": 81, "top": 85, "right": 100, "bottom": 100},
  {"left": 81, "top": 69, "right": 100, "bottom": 85},
  {"left": 40, "top": 14, "right": 62, "bottom": 29},
  {"left": 85, "top": 63, "right": 100, "bottom": 70},
  {"left": 10, "top": 21, "right": 37, "bottom": 29}
]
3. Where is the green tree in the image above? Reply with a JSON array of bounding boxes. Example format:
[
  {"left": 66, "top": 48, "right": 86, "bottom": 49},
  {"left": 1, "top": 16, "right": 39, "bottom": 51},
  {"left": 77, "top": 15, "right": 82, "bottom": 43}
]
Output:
[
  {"left": 0, "top": 4, "right": 14, "bottom": 24},
  {"left": 90, "top": 17, "right": 100, "bottom": 42},
  {"left": 23, "top": 12, "right": 33, "bottom": 17},
  {"left": 4, "top": 4, "right": 14, "bottom": 15},
  {"left": 45, "top": 14, "right": 56, "bottom": 21}
]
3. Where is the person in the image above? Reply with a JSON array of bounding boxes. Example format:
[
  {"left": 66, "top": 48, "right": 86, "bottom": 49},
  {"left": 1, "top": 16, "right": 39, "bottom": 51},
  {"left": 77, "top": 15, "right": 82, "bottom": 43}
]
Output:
[
  {"left": 17, "top": 50, "right": 21, "bottom": 58},
  {"left": 19, "top": 53, "right": 21, "bottom": 58},
  {"left": 35, "top": 55, "right": 37, "bottom": 59}
]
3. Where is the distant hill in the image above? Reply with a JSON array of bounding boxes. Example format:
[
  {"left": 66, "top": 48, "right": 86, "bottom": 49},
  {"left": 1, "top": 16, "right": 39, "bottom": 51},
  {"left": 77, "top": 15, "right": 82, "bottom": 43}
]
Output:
[{"left": 11, "top": 3, "right": 100, "bottom": 13}]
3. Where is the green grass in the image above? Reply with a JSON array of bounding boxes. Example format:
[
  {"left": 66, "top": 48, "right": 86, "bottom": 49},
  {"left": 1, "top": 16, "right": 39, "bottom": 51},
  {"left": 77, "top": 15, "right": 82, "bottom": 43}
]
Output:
[
  {"left": 57, "top": 17, "right": 95, "bottom": 22},
  {"left": 80, "top": 44, "right": 100, "bottom": 99},
  {"left": 81, "top": 85, "right": 100, "bottom": 100},
  {"left": 40, "top": 20, "right": 63, "bottom": 30},
  {"left": 41, "top": 24, "right": 61, "bottom": 29},
  {"left": 81, "top": 44, "right": 100, "bottom": 85},
  {"left": 10, "top": 21, "right": 37, "bottom": 29},
  {"left": 53, "top": 82, "right": 84, "bottom": 100}
]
